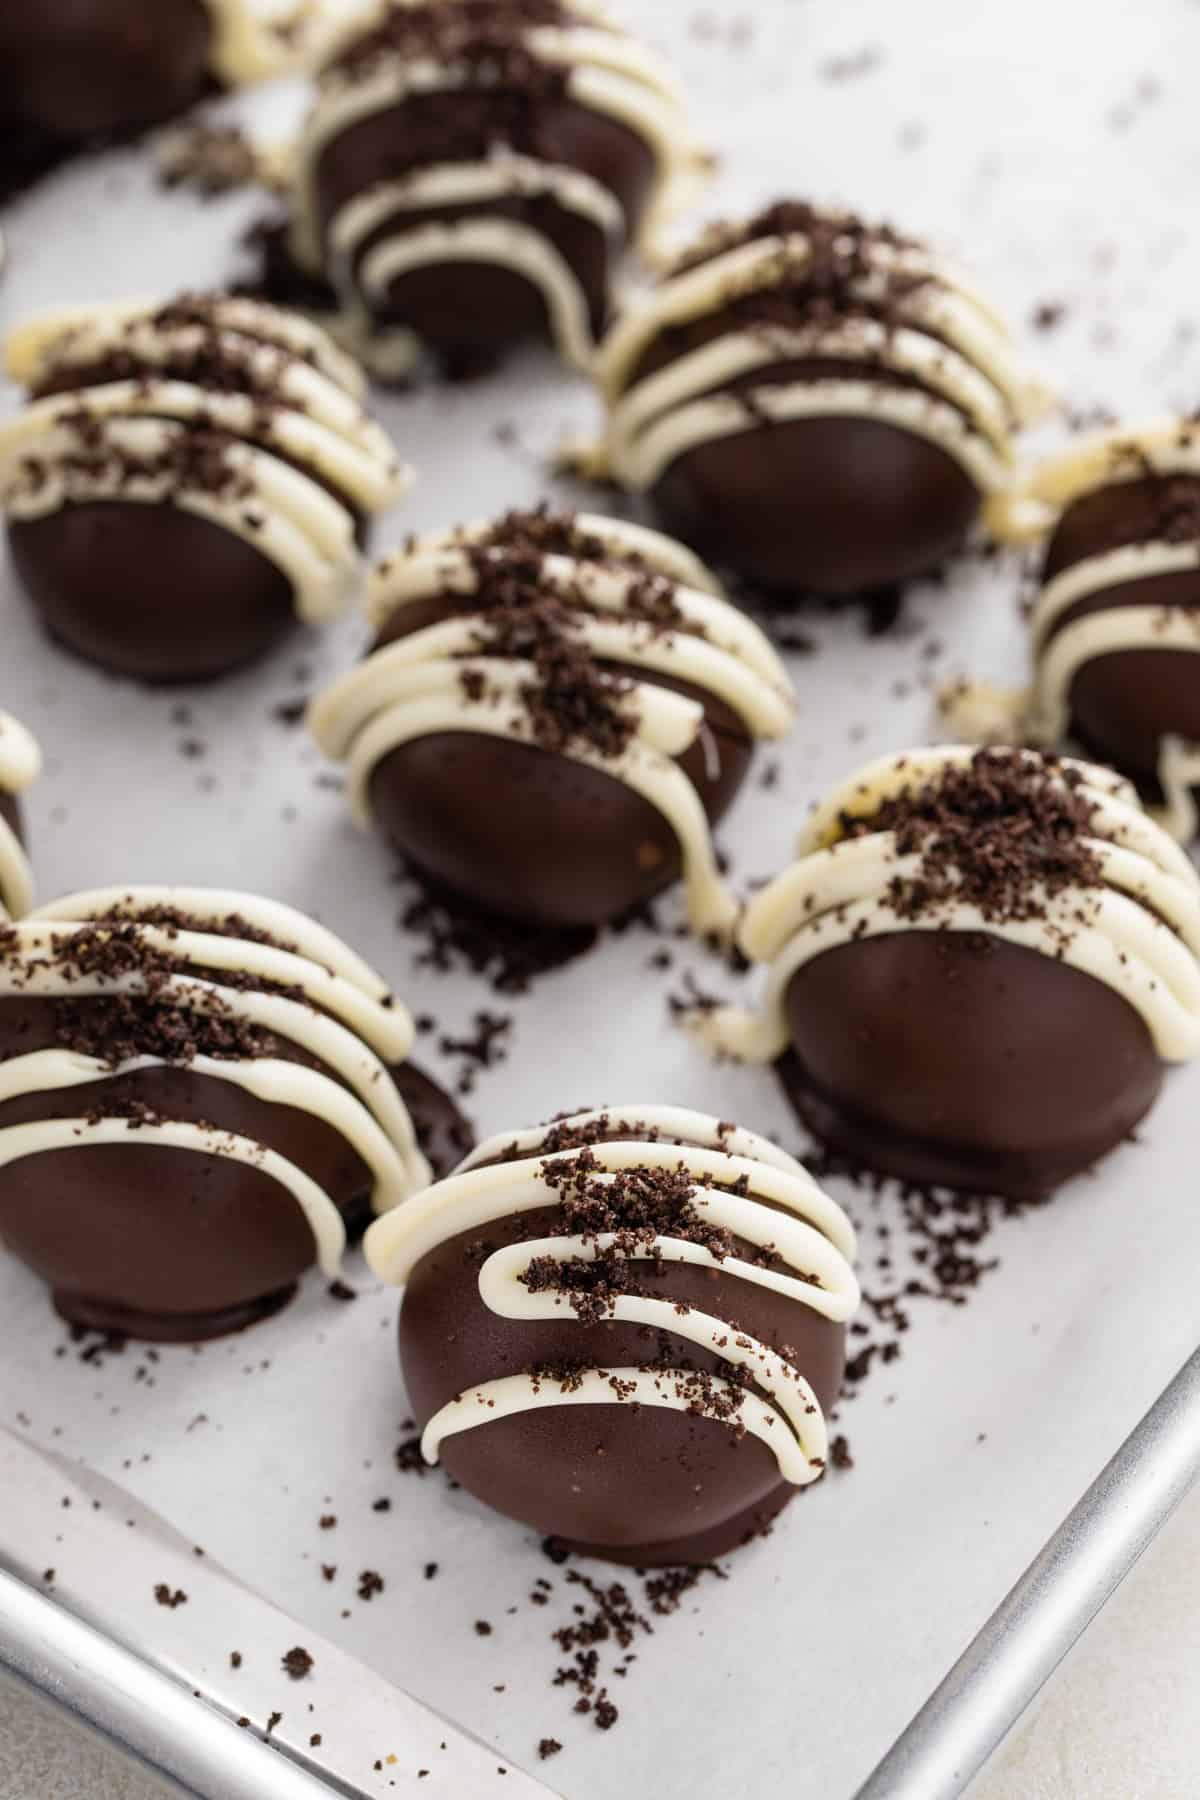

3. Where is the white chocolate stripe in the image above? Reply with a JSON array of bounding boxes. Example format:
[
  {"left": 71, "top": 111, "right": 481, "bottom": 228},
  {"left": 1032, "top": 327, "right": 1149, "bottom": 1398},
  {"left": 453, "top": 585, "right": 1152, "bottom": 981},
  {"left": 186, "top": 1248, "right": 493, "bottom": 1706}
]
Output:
[
  {"left": 405, "top": 513, "right": 724, "bottom": 599},
  {"left": 30, "top": 887, "right": 398, "bottom": 1008},
  {"left": 365, "top": 1142, "right": 858, "bottom": 1284},
  {"left": 696, "top": 889, "right": 1200, "bottom": 1066},
  {"left": 0, "top": 817, "right": 34, "bottom": 922},
  {"left": 478, "top": 1238, "right": 829, "bottom": 1476},
  {"left": 479, "top": 1209, "right": 855, "bottom": 1322},
  {"left": 328, "top": 156, "right": 624, "bottom": 267},
  {"left": 1031, "top": 542, "right": 1200, "bottom": 652},
  {"left": 368, "top": 543, "right": 786, "bottom": 687},
  {"left": 312, "top": 617, "right": 792, "bottom": 751},
  {"left": 460, "top": 1105, "right": 810, "bottom": 1180},
  {"left": 0, "top": 1048, "right": 424, "bottom": 1214},
  {"left": 420, "top": 1366, "right": 820, "bottom": 1484},
  {"left": 1032, "top": 609, "right": 1200, "bottom": 747},
  {"left": 0, "top": 415, "right": 359, "bottom": 626},
  {"left": 13, "top": 322, "right": 390, "bottom": 467},
  {"left": 318, "top": 658, "right": 702, "bottom": 761},
  {"left": 8, "top": 919, "right": 412, "bottom": 1061},
  {"left": 0, "top": 380, "right": 409, "bottom": 518},
  {"left": 339, "top": 694, "right": 737, "bottom": 939},
  {"left": 0, "top": 1116, "right": 347, "bottom": 1276},
  {"left": 358, "top": 217, "right": 597, "bottom": 371},
  {"left": 739, "top": 830, "right": 1200, "bottom": 974},
  {"left": 597, "top": 233, "right": 1034, "bottom": 411},
  {"left": 609, "top": 322, "right": 1017, "bottom": 461},
  {"left": 0, "top": 963, "right": 423, "bottom": 1174},
  {"left": 609, "top": 378, "right": 1013, "bottom": 496},
  {"left": 6, "top": 297, "right": 368, "bottom": 402}
]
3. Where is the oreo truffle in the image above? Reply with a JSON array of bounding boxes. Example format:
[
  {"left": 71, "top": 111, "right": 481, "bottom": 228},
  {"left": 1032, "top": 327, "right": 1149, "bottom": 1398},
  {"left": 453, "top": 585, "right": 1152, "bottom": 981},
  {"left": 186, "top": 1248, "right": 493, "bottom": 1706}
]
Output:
[
  {"left": 693, "top": 747, "right": 1200, "bottom": 1198},
  {"left": 0, "top": 1, "right": 296, "bottom": 191},
  {"left": 991, "top": 421, "right": 1200, "bottom": 840},
  {"left": 309, "top": 508, "right": 795, "bottom": 934},
  {"left": 0, "top": 887, "right": 470, "bottom": 1340},
  {"left": 287, "top": 0, "right": 705, "bottom": 377},
  {"left": 365, "top": 1106, "right": 859, "bottom": 1564},
  {"left": 0, "top": 713, "right": 42, "bottom": 921},
  {"left": 0, "top": 295, "right": 411, "bottom": 682},
  {"left": 595, "top": 200, "right": 1047, "bottom": 596}
]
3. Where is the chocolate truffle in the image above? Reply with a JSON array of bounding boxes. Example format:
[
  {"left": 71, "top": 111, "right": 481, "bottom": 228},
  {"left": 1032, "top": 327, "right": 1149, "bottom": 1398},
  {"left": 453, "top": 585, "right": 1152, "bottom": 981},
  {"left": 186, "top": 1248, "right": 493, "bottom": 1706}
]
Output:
[
  {"left": 309, "top": 508, "right": 795, "bottom": 934},
  {"left": 365, "top": 1105, "right": 859, "bottom": 1564},
  {"left": 0, "top": 713, "right": 42, "bottom": 921},
  {"left": 692, "top": 747, "right": 1200, "bottom": 1199},
  {"left": 0, "top": 887, "right": 470, "bottom": 1340},
  {"left": 595, "top": 200, "right": 1048, "bottom": 597},
  {"left": 0, "top": 294, "right": 411, "bottom": 683},
  {"left": 0, "top": 1, "right": 296, "bottom": 194},
  {"left": 287, "top": 0, "right": 705, "bottom": 378},
  {"left": 986, "top": 422, "right": 1200, "bottom": 840}
]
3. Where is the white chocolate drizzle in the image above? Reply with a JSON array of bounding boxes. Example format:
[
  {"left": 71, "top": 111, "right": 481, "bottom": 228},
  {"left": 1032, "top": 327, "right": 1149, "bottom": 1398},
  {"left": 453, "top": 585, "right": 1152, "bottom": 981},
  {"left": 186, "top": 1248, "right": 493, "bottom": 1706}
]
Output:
[
  {"left": 0, "top": 297, "right": 411, "bottom": 625},
  {"left": 689, "top": 747, "right": 1200, "bottom": 1066},
  {"left": 973, "top": 423, "right": 1200, "bottom": 842},
  {"left": 364, "top": 1105, "right": 859, "bottom": 1483},
  {"left": 308, "top": 514, "right": 795, "bottom": 940},
  {"left": 0, "top": 887, "right": 433, "bottom": 1274},
  {"left": 203, "top": 0, "right": 315, "bottom": 86},
  {"left": 288, "top": 3, "right": 707, "bottom": 373},
  {"left": 596, "top": 223, "right": 1048, "bottom": 497},
  {"left": 0, "top": 712, "right": 41, "bottom": 922}
]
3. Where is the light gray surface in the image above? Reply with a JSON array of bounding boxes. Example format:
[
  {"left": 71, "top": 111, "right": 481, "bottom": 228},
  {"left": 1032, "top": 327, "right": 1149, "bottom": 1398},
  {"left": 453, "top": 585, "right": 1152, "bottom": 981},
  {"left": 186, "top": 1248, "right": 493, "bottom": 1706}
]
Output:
[
  {"left": 3, "top": 2, "right": 1200, "bottom": 1798},
  {"left": 0, "top": 1679, "right": 178, "bottom": 1800}
]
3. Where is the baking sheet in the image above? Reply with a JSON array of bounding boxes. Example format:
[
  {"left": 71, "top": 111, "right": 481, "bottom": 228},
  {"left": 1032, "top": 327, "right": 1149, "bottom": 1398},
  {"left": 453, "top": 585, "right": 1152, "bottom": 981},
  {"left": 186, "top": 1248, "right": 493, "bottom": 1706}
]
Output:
[{"left": 2, "top": 2, "right": 1200, "bottom": 1795}]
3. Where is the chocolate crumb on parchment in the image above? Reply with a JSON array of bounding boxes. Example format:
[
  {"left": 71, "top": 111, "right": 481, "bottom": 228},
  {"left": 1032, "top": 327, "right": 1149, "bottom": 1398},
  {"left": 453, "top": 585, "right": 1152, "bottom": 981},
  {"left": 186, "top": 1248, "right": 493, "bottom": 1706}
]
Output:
[{"left": 282, "top": 1646, "right": 314, "bottom": 1681}]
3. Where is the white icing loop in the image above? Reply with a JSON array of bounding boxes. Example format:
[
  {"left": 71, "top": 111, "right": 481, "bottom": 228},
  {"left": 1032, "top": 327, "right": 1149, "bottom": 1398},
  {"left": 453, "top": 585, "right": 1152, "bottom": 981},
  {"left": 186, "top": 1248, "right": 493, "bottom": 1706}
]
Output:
[
  {"left": 0, "top": 297, "right": 409, "bottom": 625},
  {"left": 0, "top": 1117, "right": 348, "bottom": 1277},
  {"left": 310, "top": 516, "right": 792, "bottom": 941},
  {"left": 364, "top": 1107, "right": 858, "bottom": 1485},
  {"left": 692, "top": 747, "right": 1200, "bottom": 1067}
]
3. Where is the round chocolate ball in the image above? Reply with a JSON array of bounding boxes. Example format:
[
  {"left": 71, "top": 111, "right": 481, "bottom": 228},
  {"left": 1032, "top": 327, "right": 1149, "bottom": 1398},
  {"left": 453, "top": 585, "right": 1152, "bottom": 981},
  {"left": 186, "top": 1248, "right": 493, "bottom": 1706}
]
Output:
[
  {"left": 1040, "top": 474, "right": 1200, "bottom": 792},
  {"left": 698, "top": 747, "right": 1200, "bottom": 1200},
  {"left": 779, "top": 931, "right": 1163, "bottom": 1198},
  {"left": 0, "top": 294, "right": 408, "bottom": 684},
  {"left": 0, "top": 891, "right": 470, "bottom": 1340},
  {"left": 368, "top": 595, "right": 754, "bottom": 929},
  {"left": 310, "top": 509, "right": 793, "bottom": 936},
  {"left": 0, "top": 0, "right": 213, "bottom": 144},
  {"left": 367, "top": 1108, "right": 857, "bottom": 1565},
  {"left": 599, "top": 201, "right": 1039, "bottom": 600},
  {"left": 290, "top": 0, "right": 698, "bottom": 375}
]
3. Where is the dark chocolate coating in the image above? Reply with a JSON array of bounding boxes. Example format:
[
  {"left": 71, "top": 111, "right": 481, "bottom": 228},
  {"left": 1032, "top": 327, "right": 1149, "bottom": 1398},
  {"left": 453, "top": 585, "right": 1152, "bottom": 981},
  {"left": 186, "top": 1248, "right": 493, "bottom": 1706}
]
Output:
[
  {"left": 313, "top": 90, "right": 655, "bottom": 368},
  {"left": 366, "top": 595, "right": 753, "bottom": 928},
  {"left": 0, "top": 986, "right": 471, "bottom": 1339},
  {"left": 629, "top": 343, "right": 981, "bottom": 596},
  {"left": 8, "top": 505, "right": 298, "bottom": 684},
  {"left": 1042, "top": 476, "right": 1200, "bottom": 795},
  {"left": 398, "top": 1162, "right": 846, "bottom": 1565},
  {"left": 0, "top": 0, "right": 213, "bottom": 142},
  {"left": 780, "top": 931, "right": 1163, "bottom": 1197}
]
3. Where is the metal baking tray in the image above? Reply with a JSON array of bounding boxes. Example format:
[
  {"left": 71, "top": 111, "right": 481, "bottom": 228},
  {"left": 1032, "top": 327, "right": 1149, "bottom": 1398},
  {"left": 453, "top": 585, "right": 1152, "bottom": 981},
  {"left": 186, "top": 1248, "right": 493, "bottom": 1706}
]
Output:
[{"left": 4, "top": 2, "right": 1200, "bottom": 1796}]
